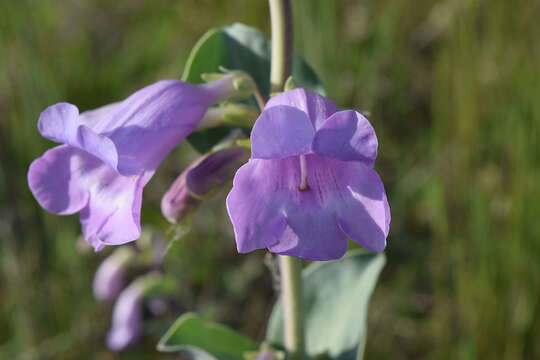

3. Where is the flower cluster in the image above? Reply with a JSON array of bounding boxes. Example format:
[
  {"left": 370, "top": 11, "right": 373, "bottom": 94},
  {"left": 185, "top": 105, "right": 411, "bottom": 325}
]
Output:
[{"left": 28, "top": 78, "right": 389, "bottom": 261}]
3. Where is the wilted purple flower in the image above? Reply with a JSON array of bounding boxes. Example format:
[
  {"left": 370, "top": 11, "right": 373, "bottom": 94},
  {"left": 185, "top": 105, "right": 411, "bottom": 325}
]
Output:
[
  {"left": 106, "top": 273, "right": 162, "bottom": 351},
  {"left": 226, "top": 89, "right": 391, "bottom": 260},
  {"left": 93, "top": 247, "right": 135, "bottom": 303},
  {"left": 161, "top": 145, "right": 250, "bottom": 223},
  {"left": 28, "top": 76, "right": 240, "bottom": 250}
]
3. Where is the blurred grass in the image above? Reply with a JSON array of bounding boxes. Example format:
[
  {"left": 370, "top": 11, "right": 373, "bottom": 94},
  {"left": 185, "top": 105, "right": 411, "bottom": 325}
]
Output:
[{"left": 0, "top": 0, "right": 539, "bottom": 359}]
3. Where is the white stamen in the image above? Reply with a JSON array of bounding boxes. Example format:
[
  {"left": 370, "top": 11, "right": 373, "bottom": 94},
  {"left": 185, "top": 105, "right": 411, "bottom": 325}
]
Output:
[{"left": 299, "top": 155, "right": 308, "bottom": 190}]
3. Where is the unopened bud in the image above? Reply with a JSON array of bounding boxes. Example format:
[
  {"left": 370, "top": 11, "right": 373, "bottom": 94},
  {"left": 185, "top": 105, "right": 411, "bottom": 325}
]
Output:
[
  {"left": 284, "top": 76, "right": 297, "bottom": 91},
  {"left": 198, "top": 102, "right": 259, "bottom": 130},
  {"left": 106, "top": 273, "right": 162, "bottom": 351},
  {"left": 160, "top": 170, "right": 202, "bottom": 224},
  {"left": 93, "top": 247, "right": 136, "bottom": 303},
  {"left": 201, "top": 70, "right": 257, "bottom": 100},
  {"left": 161, "top": 146, "right": 250, "bottom": 223}
]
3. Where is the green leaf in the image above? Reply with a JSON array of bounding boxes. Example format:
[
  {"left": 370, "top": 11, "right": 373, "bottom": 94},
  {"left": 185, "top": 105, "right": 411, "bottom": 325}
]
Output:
[
  {"left": 157, "top": 313, "right": 258, "bottom": 360},
  {"left": 183, "top": 23, "right": 324, "bottom": 96},
  {"left": 170, "top": 346, "right": 218, "bottom": 360},
  {"left": 183, "top": 23, "right": 325, "bottom": 153},
  {"left": 266, "top": 251, "right": 386, "bottom": 360}
]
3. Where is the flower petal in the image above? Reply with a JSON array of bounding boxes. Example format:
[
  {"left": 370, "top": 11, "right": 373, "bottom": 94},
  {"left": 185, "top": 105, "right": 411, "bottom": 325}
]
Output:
[
  {"left": 227, "top": 155, "right": 389, "bottom": 259},
  {"left": 37, "top": 103, "right": 119, "bottom": 170},
  {"left": 264, "top": 155, "right": 350, "bottom": 260},
  {"left": 226, "top": 159, "right": 288, "bottom": 253},
  {"left": 266, "top": 88, "right": 339, "bottom": 130},
  {"left": 268, "top": 208, "right": 347, "bottom": 260},
  {"left": 79, "top": 102, "right": 119, "bottom": 126},
  {"left": 313, "top": 110, "right": 378, "bottom": 167},
  {"left": 335, "top": 162, "right": 390, "bottom": 252},
  {"left": 103, "top": 80, "right": 213, "bottom": 175},
  {"left": 37, "top": 102, "right": 79, "bottom": 141},
  {"left": 27, "top": 145, "right": 90, "bottom": 215},
  {"left": 227, "top": 156, "right": 349, "bottom": 260},
  {"left": 38, "top": 81, "right": 216, "bottom": 177},
  {"left": 79, "top": 167, "right": 153, "bottom": 250},
  {"left": 28, "top": 144, "right": 152, "bottom": 250},
  {"left": 251, "top": 105, "right": 315, "bottom": 159}
]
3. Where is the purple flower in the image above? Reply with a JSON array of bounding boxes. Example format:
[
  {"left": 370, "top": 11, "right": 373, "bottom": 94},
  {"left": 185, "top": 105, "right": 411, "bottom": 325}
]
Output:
[
  {"left": 93, "top": 247, "right": 135, "bottom": 303},
  {"left": 106, "top": 273, "right": 164, "bottom": 351},
  {"left": 226, "top": 89, "right": 390, "bottom": 260},
  {"left": 106, "top": 279, "right": 145, "bottom": 351},
  {"left": 28, "top": 76, "right": 238, "bottom": 250},
  {"left": 161, "top": 145, "right": 250, "bottom": 223}
]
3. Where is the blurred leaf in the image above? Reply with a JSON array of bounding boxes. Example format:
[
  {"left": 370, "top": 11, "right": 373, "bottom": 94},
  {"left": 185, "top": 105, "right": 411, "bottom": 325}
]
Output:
[
  {"left": 168, "top": 346, "right": 218, "bottom": 360},
  {"left": 183, "top": 23, "right": 325, "bottom": 153},
  {"left": 266, "top": 251, "right": 386, "bottom": 360},
  {"left": 157, "top": 313, "right": 258, "bottom": 360}
]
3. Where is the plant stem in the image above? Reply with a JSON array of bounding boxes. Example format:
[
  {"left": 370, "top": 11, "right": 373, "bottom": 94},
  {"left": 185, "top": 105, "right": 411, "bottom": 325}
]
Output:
[
  {"left": 269, "top": 0, "right": 293, "bottom": 92},
  {"left": 269, "top": 2, "right": 304, "bottom": 358},
  {"left": 254, "top": 88, "right": 267, "bottom": 112},
  {"left": 279, "top": 255, "right": 305, "bottom": 360}
]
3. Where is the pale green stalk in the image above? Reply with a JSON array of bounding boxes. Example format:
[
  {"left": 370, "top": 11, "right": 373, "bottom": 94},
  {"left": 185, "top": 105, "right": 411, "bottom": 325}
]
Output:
[
  {"left": 269, "top": 0, "right": 293, "bottom": 93},
  {"left": 278, "top": 255, "right": 305, "bottom": 360},
  {"left": 269, "top": 1, "right": 305, "bottom": 359}
]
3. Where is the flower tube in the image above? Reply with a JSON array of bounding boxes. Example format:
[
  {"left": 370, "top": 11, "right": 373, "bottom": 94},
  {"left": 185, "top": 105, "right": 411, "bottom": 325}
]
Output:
[{"left": 28, "top": 75, "right": 243, "bottom": 250}]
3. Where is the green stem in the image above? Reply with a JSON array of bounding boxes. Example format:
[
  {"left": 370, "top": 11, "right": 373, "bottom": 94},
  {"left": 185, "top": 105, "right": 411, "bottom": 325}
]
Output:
[
  {"left": 279, "top": 255, "right": 305, "bottom": 360},
  {"left": 269, "top": 2, "right": 304, "bottom": 358},
  {"left": 269, "top": 0, "right": 293, "bottom": 92}
]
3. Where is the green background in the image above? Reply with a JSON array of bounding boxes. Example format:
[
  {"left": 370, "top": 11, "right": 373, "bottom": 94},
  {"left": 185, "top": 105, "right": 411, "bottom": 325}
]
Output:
[{"left": 1, "top": 0, "right": 539, "bottom": 359}]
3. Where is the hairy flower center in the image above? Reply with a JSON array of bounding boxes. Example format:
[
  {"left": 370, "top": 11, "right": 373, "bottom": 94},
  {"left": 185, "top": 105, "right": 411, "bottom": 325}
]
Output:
[{"left": 298, "top": 155, "right": 310, "bottom": 191}]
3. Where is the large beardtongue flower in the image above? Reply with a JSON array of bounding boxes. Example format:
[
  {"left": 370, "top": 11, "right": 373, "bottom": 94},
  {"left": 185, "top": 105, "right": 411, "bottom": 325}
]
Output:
[
  {"left": 226, "top": 89, "right": 391, "bottom": 260},
  {"left": 28, "top": 77, "right": 237, "bottom": 250}
]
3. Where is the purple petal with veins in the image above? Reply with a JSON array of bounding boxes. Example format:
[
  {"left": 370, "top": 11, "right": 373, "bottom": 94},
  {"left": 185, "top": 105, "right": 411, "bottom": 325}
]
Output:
[{"left": 227, "top": 89, "right": 390, "bottom": 260}]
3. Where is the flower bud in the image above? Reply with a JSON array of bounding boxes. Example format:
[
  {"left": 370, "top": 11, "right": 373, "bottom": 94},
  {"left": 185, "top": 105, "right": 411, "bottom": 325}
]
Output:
[
  {"left": 284, "top": 75, "right": 297, "bottom": 91},
  {"left": 198, "top": 102, "right": 259, "bottom": 130},
  {"left": 160, "top": 170, "right": 202, "bottom": 224},
  {"left": 161, "top": 145, "right": 250, "bottom": 223},
  {"left": 106, "top": 273, "right": 162, "bottom": 351},
  {"left": 201, "top": 70, "right": 258, "bottom": 99},
  {"left": 93, "top": 247, "right": 135, "bottom": 303}
]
